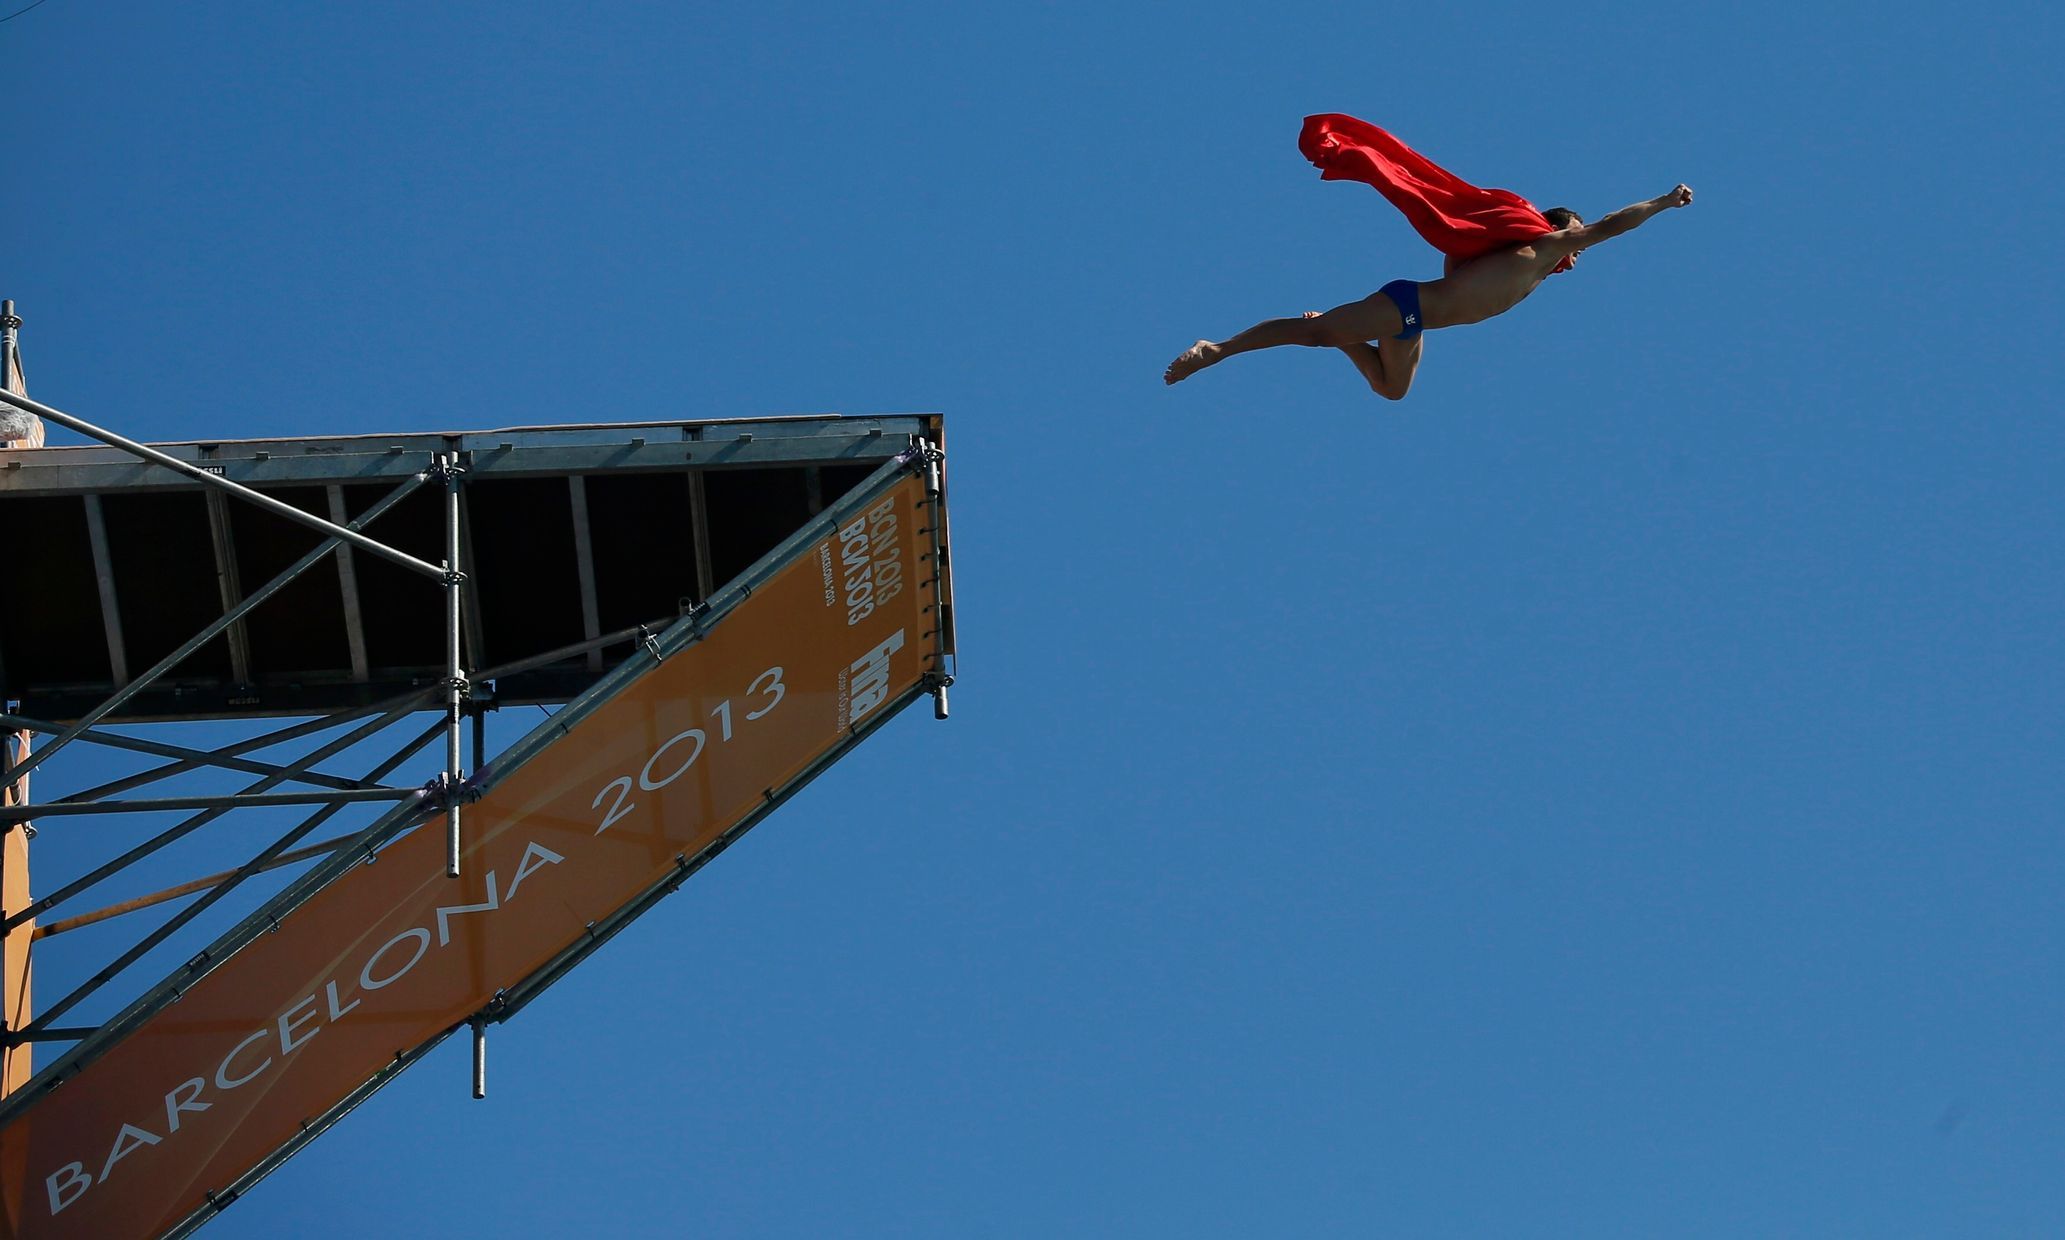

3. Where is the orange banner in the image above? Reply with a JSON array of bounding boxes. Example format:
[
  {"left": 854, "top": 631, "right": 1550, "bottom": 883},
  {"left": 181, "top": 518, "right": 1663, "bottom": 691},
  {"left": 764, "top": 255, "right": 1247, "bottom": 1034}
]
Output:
[{"left": 0, "top": 472, "right": 941, "bottom": 1239}]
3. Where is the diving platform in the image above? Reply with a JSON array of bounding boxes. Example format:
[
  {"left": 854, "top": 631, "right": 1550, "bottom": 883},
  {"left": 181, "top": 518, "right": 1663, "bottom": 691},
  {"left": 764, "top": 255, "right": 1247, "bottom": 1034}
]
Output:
[
  {"left": 0, "top": 417, "right": 934, "bottom": 722},
  {"left": 0, "top": 360, "right": 956, "bottom": 1238}
]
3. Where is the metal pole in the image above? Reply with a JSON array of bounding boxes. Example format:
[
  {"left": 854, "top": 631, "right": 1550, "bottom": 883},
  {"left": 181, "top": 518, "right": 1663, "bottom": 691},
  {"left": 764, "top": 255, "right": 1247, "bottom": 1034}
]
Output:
[
  {"left": 0, "top": 714, "right": 371, "bottom": 796},
  {"left": 0, "top": 786, "right": 413, "bottom": 823},
  {"left": 35, "top": 715, "right": 445, "bottom": 938},
  {"left": 441, "top": 454, "right": 467, "bottom": 878},
  {"left": 3, "top": 469, "right": 433, "bottom": 789},
  {"left": 470, "top": 614, "right": 677, "bottom": 686},
  {"left": 2, "top": 696, "right": 430, "bottom": 933},
  {"left": 0, "top": 454, "right": 926, "bottom": 1131},
  {"left": 921, "top": 445, "right": 953, "bottom": 721},
  {"left": 0, "top": 387, "right": 446, "bottom": 579},
  {"left": 16, "top": 727, "right": 438, "bottom": 1036},
  {"left": 7, "top": 681, "right": 435, "bottom": 804},
  {"left": 38, "top": 831, "right": 363, "bottom": 938},
  {"left": 471, "top": 1019, "right": 486, "bottom": 1100}
]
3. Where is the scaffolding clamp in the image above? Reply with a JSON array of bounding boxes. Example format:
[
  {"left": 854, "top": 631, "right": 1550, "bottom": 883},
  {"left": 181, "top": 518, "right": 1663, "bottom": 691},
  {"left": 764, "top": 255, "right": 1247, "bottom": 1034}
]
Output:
[
  {"left": 424, "top": 771, "right": 482, "bottom": 816},
  {"left": 922, "top": 669, "right": 955, "bottom": 721}
]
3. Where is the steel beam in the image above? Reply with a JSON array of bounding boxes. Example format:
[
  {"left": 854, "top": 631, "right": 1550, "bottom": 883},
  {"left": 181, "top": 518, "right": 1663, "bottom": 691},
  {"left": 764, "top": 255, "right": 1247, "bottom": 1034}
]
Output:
[
  {"left": 442, "top": 454, "right": 467, "bottom": 878},
  {"left": 0, "top": 786, "right": 412, "bottom": 823},
  {"left": 568, "top": 475, "right": 604, "bottom": 672},
  {"left": 686, "top": 468, "right": 716, "bottom": 603},
  {"left": 35, "top": 832, "right": 356, "bottom": 938},
  {"left": 1, "top": 696, "right": 432, "bottom": 933},
  {"left": 35, "top": 716, "right": 444, "bottom": 939},
  {"left": 81, "top": 494, "right": 130, "bottom": 687},
  {"left": 11, "top": 683, "right": 436, "bottom": 802},
  {"left": 456, "top": 481, "right": 488, "bottom": 670},
  {"left": 3, "top": 469, "right": 431, "bottom": 788},
  {"left": 0, "top": 387, "right": 448, "bottom": 577},
  {"left": 326, "top": 485, "right": 371, "bottom": 682},
  {"left": 12, "top": 716, "right": 440, "bottom": 1036},
  {"left": 0, "top": 713, "right": 370, "bottom": 796},
  {"left": 0, "top": 450, "right": 925, "bottom": 1137},
  {"left": 0, "top": 424, "right": 928, "bottom": 497},
  {"left": 204, "top": 485, "right": 255, "bottom": 686}
]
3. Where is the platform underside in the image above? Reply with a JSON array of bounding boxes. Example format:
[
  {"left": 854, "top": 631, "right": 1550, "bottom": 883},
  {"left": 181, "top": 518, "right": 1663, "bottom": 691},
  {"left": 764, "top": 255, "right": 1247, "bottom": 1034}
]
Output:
[{"left": 0, "top": 416, "right": 932, "bottom": 721}]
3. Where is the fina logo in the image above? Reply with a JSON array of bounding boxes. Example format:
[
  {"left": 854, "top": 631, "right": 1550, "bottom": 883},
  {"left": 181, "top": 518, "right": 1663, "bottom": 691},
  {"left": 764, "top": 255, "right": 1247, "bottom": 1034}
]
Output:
[{"left": 848, "top": 629, "right": 906, "bottom": 723}]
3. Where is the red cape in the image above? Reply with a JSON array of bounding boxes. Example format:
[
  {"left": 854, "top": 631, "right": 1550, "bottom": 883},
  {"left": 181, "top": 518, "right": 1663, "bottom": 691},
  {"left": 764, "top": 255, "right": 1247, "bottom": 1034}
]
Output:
[{"left": 1299, "top": 113, "right": 1570, "bottom": 272}]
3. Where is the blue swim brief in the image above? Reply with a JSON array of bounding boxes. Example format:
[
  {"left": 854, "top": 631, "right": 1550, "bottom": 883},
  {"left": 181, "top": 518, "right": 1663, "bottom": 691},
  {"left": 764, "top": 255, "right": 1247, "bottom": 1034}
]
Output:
[{"left": 1380, "top": 279, "right": 1423, "bottom": 341}]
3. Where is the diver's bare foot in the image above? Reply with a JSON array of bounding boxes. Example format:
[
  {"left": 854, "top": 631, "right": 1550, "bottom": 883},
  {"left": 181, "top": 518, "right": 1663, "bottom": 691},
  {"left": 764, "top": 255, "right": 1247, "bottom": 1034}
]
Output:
[{"left": 1164, "top": 340, "right": 1221, "bottom": 385}]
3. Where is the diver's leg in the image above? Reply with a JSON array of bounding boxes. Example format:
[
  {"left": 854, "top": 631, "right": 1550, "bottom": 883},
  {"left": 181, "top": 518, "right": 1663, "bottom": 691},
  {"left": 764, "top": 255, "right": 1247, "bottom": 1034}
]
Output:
[
  {"left": 1307, "top": 312, "right": 1422, "bottom": 401},
  {"left": 1346, "top": 335, "right": 1423, "bottom": 401},
  {"left": 1164, "top": 289, "right": 1409, "bottom": 385},
  {"left": 1165, "top": 316, "right": 1316, "bottom": 384}
]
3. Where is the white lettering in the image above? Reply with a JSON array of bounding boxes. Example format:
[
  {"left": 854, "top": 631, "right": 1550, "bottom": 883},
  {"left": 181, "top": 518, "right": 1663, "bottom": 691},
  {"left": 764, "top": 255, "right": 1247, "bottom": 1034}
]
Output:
[
  {"left": 164, "top": 1078, "right": 210, "bottom": 1134},
  {"left": 277, "top": 994, "right": 322, "bottom": 1056},
  {"left": 99, "top": 1122, "right": 162, "bottom": 1182},
  {"left": 592, "top": 776, "right": 636, "bottom": 835},
  {"left": 46, "top": 1162, "right": 90, "bottom": 1215},
  {"left": 215, "top": 1029, "right": 274, "bottom": 1090},
  {"left": 325, "top": 979, "right": 361, "bottom": 1022},
  {"left": 638, "top": 729, "right": 705, "bottom": 790},
  {"left": 505, "top": 841, "right": 565, "bottom": 904},
  {"left": 848, "top": 629, "right": 906, "bottom": 722},
  {"left": 40, "top": 597, "right": 871, "bottom": 1204},
  {"left": 360, "top": 927, "right": 431, "bottom": 990},
  {"left": 435, "top": 873, "right": 501, "bottom": 947},
  {"left": 841, "top": 500, "right": 904, "bottom": 626},
  {"left": 746, "top": 667, "right": 785, "bottom": 720}
]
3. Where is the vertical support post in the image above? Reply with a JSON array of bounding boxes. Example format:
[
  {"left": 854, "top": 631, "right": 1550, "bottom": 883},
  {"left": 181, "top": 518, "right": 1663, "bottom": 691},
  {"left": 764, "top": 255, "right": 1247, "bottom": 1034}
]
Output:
[
  {"left": 920, "top": 446, "right": 951, "bottom": 721},
  {"left": 471, "top": 1017, "right": 486, "bottom": 1100},
  {"left": 685, "top": 469, "right": 716, "bottom": 606},
  {"left": 456, "top": 483, "right": 489, "bottom": 673},
  {"left": 203, "top": 485, "right": 255, "bottom": 688},
  {"left": 0, "top": 732, "right": 32, "bottom": 1097},
  {"left": 327, "top": 486, "right": 371, "bottom": 683},
  {"left": 440, "top": 454, "right": 467, "bottom": 879},
  {"left": 0, "top": 307, "right": 32, "bottom": 1094},
  {"left": 82, "top": 495, "right": 131, "bottom": 688},
  {"left": 568, "top": 476, "right": 603, "bottom": 673}
]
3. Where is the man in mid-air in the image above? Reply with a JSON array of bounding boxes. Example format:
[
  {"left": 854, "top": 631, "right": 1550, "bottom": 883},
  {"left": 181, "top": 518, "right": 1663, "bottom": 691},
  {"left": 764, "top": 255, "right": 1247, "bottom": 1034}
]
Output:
[{"left": 1163, "top": 114, "right": 1693, "bottom": 400}]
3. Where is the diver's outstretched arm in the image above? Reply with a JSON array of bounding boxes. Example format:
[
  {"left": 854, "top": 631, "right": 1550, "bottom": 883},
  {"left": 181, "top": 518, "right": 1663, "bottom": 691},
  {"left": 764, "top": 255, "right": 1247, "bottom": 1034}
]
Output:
[{"left": 1538, "top": 184, "right": 1694, "bottom": 261}]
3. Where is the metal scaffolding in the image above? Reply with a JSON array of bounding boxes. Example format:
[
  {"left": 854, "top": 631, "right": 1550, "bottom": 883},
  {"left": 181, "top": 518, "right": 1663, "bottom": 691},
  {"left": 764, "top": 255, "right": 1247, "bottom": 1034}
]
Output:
[
  {"left": 0, "top": 383, "right": 480, "bottom": 1063},
  {"left": 0, "top": 338, "right": 957, "bottom": 1235}
]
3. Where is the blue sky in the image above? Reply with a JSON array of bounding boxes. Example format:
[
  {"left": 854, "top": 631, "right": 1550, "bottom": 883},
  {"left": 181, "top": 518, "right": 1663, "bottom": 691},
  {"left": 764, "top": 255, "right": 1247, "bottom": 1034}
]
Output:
[{"left": 8, "top": 1, "right": 2065, "bottom": 1235}]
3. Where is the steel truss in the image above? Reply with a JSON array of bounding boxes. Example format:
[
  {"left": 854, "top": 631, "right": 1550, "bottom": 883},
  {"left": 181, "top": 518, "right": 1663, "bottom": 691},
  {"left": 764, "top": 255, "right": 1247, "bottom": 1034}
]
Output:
[
  {"left": 0, "top": 386, "right": 486, "bottom": 1070},
  {"left": 0, "top": 381, "right": 957, "bottom": 1238}
]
